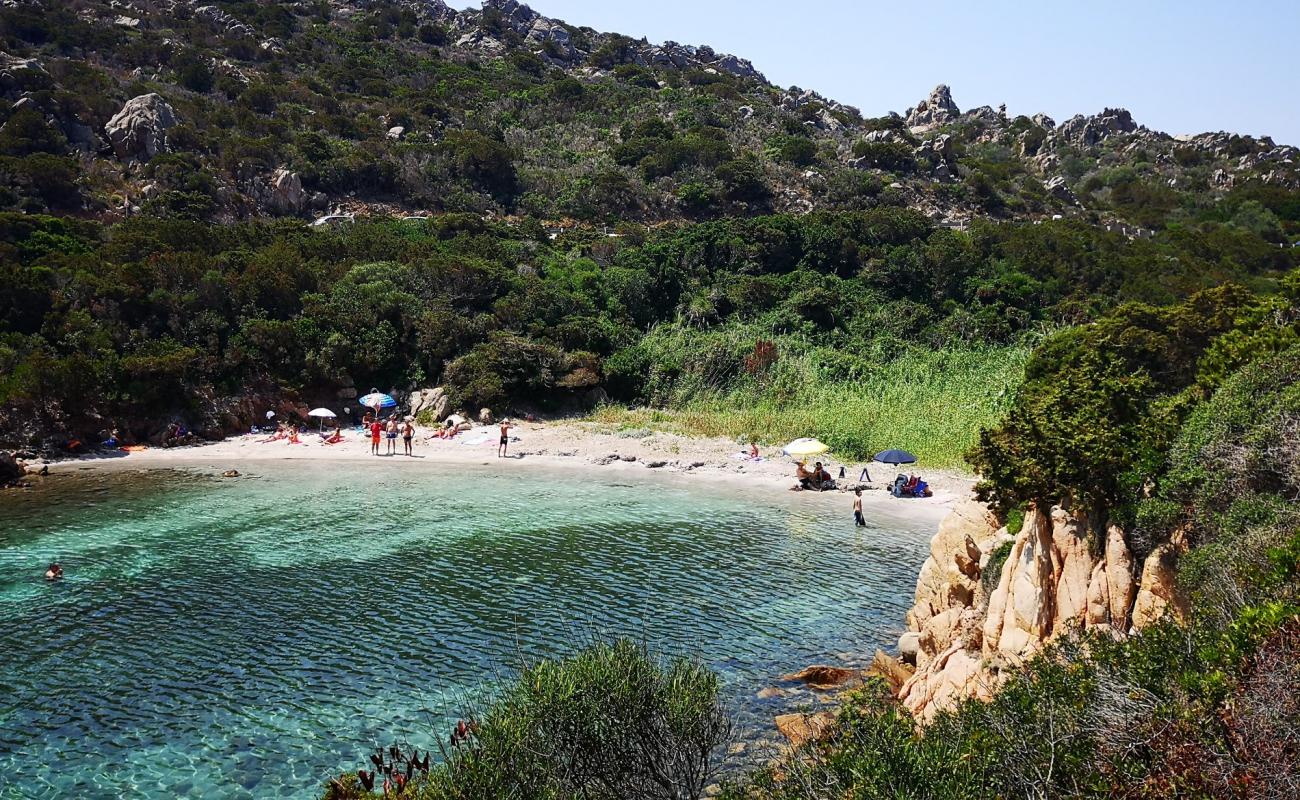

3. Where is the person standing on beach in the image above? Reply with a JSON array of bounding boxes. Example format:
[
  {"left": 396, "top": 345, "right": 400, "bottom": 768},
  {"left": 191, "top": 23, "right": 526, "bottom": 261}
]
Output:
[
  {"left": 402, "top": 418, "right": 414, "bottom": 456},
  {"left": 385, "top": 416, "right": 399, "bottom": 456},
  {"left": 498, "top": 418, "right": 513, "bottom": 458},
  {"left": 370, "top": 418, "right": 382, "bottom": 455},
  {"left": 853, "top": 489, "right": 866, "bottom": 527}
]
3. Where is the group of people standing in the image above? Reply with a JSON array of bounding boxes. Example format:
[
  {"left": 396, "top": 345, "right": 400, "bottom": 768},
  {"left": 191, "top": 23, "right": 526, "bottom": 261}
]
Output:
[{"left": 364, "top": 412, "right": 416, "bottom": 456}]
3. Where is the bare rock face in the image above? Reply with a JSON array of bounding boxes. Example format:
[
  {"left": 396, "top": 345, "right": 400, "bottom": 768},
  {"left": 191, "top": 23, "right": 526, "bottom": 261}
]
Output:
[
  {"left": 898, "top": 641, "right": 998, "bottom": 724},
  {"left": 1132, "top": 543, "right": 1186, "bottom": 629},
  {"left": 105, "top": 94, "right": 178, "bottom": 160},
  {"left": 268, "top": 168, "right": 304, "bottom": 213},
  {"left": 983, "top": 505, "right": 1056, "bottom": 663},
  {"left": 1058, "top": 107, "right": 1144, "bottom": 147},
  {"left": 905, "top": 84, "right": 960, "bottom": 129},
  {"left": 1104, "top": 526, "right": 1137, "bottom": 628},
  {"left": 1051, "top": 505, "right": 1094, "bottom": 631},
  {"left": 1045, "top": 175, "right": 1080, "bottom": 205},
  {"left": 907, "top": 497, "right": 1002, "bottom": 634}
]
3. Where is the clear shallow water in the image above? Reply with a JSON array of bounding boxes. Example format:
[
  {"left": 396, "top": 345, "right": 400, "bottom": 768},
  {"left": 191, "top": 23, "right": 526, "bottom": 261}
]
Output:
[{"left": 0, "top": 461, "right": 935, "bottom": 799}]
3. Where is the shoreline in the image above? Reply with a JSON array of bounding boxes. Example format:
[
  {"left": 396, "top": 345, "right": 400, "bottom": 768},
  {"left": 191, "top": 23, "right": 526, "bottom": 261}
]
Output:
[{"left": 37, "top": 421, "right": 973, "bottom": 516}]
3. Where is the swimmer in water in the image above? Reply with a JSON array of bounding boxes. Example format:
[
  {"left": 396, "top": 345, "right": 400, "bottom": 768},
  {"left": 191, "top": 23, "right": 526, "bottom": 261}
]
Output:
[{"left": 45, "top": 562, "right": 63, "bottom": 581}]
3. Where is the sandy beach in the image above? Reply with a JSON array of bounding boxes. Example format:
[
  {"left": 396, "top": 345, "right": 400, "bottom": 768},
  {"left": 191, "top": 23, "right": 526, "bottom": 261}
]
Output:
[{"left": 40, "top": 420, "right": 973, "bottom": 517}]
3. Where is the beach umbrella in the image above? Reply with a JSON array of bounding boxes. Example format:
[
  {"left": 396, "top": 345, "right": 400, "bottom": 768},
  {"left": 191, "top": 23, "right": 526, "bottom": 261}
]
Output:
[
  {"left": 874, "top": 449, "right": 918, "bottom": 465},
  {"left": 783, "top": 438, "right": 830, "bottom": 458},
  {"left": 359, "top": 393, "right": 397, "bottom": 416},
  {"left": 308, "top": 408, "right": 336, "bottom": 432}
]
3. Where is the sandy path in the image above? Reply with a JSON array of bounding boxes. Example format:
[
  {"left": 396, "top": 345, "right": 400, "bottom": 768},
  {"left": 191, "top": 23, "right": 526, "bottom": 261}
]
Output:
[{"left": 43, "top": 421, "right": 973, "bottom": 518}]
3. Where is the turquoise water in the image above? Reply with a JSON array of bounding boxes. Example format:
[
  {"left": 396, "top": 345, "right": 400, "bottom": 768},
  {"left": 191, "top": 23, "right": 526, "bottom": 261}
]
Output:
[{"left": 0, "top": 461, "right": 934, "bottom": 799}]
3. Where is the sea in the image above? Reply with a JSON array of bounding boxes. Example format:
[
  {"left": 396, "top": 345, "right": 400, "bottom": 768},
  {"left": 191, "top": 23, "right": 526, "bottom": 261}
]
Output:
[{"left": 0, "top": 460, "right": 935, "bottom": 798}]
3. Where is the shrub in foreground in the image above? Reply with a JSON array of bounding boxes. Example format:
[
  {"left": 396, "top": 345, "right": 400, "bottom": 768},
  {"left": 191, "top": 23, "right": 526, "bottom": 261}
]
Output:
[{"left": 326, "top": 638, "right": 731, "bottom": 800}]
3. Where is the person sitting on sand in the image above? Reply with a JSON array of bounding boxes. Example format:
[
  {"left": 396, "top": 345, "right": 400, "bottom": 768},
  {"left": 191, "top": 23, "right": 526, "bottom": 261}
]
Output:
[
  {"left": 795, "top": 460, "right": 817, "bottom": 490},
  {"left": 498, "top": 418, "right": 514, "bottom": 458},
  {"left": 287, "top": 427, "right": 303, "bottom": 445},
  {"left": 749, "top": 442, "right": 759, "bottom": 460},
  {"left": 402, "top": 419, "right": 415, "bottom": 456},
  {"left": 323, "top": 426, "right": 344, "bottom": 445},
  {"left": 362, "top": 411, "right": 374, "bottom": 430},
  {"left": 810, "top": 461, "right": 828, "bottom": 491},
  {"left": 45, "top": 562, "right": 63, "bottom": 581}
]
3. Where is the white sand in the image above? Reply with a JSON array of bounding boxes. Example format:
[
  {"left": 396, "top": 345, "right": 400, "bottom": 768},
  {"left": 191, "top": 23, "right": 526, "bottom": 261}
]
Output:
[{"left": 43, "top": 420, "right": 972, "bottom": 518}]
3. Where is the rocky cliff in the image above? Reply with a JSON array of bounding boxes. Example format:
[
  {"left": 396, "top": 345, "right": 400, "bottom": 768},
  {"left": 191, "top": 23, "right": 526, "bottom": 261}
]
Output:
[{"left": 897, "top": 498, "right": 1187, "bottom": 723}]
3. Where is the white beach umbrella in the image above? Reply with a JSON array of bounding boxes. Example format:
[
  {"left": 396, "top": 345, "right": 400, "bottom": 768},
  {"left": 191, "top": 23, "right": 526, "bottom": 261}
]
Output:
[{"left": 308, "top": 408, "right": 336, "bottom": 432}]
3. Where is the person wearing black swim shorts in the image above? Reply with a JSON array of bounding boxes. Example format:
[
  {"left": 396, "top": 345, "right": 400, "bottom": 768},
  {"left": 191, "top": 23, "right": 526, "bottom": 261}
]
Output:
[{"left": 498, "top": 418, "right": 513, "bottom": 458}]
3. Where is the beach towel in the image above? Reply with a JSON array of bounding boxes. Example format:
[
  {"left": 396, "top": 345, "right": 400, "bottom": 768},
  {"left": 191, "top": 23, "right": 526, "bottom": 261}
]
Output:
[
  {"left": 731, "top": 452, "right": 767, "bottom": 463},
  {"left": 458, "top": 431, "right": 495, "bottom": 447}
]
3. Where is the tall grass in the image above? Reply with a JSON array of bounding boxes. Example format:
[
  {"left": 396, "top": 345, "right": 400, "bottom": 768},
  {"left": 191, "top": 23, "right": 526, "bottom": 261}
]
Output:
[{"left": 591, "top": 343, "right": 1030, "bottom": 471}]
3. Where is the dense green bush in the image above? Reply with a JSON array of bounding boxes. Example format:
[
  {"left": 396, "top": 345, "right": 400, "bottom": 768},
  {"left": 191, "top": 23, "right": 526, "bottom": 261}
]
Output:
[{"left": 325, "top": 638, "right": 731, "bottom": 800}]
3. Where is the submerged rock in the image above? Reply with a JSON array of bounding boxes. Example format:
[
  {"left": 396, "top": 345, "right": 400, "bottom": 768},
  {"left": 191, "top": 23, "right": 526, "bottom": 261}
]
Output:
[{"left": 781, "top": 665, "right": 862, "bottom": 690}]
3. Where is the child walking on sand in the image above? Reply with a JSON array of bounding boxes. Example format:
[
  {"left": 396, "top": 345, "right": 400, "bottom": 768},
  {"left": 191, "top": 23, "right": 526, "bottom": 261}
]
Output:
[{"left": 853, "top": 489, "right": 866, "bottom": 527}]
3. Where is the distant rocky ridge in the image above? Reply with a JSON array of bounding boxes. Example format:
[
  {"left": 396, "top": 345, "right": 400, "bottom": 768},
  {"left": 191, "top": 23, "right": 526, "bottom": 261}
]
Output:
[{"left": 1, "top": 0, "right": 1297, "bottom": 226}]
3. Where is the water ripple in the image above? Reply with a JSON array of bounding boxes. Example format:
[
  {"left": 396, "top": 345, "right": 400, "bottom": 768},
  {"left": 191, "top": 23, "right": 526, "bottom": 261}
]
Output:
[{"left": 0, "top": 463, "right": 935, "bottom": 799}]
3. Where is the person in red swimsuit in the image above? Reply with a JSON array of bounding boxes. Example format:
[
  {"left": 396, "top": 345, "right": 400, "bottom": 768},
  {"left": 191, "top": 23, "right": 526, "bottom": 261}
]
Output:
[{"left": 370, "top": 419, "right": 382, "bottom": 455}]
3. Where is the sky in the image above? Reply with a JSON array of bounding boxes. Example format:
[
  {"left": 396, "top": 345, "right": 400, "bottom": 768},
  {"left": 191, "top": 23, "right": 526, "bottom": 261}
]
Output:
[{"left": 449, "top": 0, "right": 1300, "bottom": 145}]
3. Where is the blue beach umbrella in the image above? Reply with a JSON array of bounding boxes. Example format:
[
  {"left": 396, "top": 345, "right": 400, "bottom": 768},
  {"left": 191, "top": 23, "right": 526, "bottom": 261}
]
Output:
[
  {"left": 874, "top": 449, "right": 918, "bottom": 466},
  {"left": 359, "top": 392, "right": 397, "bottom": 412}
]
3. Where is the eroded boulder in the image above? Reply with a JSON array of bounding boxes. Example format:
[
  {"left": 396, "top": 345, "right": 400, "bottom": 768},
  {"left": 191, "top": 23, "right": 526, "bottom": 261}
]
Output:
[
  {"left": 268, "top": 168, "right": 304, "bottom": 213},
  {"left": 105, "top": 93, "right": 178, "bottom": 160}
]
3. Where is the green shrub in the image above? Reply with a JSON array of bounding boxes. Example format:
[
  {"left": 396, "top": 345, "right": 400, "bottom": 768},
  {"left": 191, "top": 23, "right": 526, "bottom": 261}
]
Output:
[
  {"left": 851, "top": 140, "right": 916, "bottom": 172},
  {"left": 331, "top": 638, "right": 731, "bottom": 800}
]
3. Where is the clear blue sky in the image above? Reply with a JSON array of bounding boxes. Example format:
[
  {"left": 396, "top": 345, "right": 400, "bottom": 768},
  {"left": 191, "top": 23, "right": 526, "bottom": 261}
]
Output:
[{"left": 451, "top": 0, "right": 1300, "bottom": 145}]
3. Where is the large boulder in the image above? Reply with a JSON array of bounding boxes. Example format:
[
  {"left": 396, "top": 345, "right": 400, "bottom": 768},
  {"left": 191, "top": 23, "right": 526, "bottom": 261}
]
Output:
[
  {"left": 268, "top": 168, "right": 304, "bottom": 213},
  {"left": 0, "top": 452, "right": 26, "bottom": 486},
  {"left": 105, "top": 94, "right": 179, "bottom": 160},
  {"left": 409, "top": 388, "right": 450, "bottom": 421},
  {"left": 774, "top": 711, "right": 836, "bottom": 748}
]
